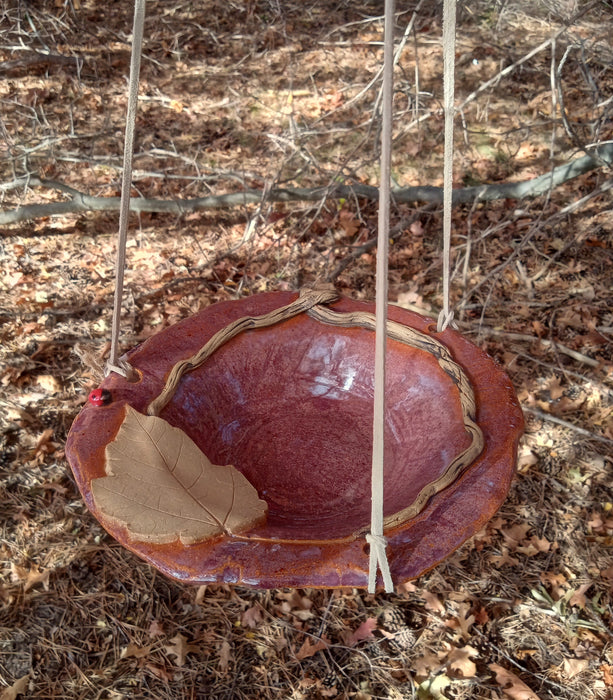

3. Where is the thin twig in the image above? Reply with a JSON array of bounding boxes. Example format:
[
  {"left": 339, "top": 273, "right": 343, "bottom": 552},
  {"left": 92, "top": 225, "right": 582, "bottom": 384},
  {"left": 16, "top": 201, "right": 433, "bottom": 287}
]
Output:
[
  {"left": 457, "top": 1, "right": 601, "bottom": 114},
  {"left": 327, "top": 207, "right": 435, "bottom": 282},
  {"left": 394, "top": 1, "right": 601, "bottom": 144},
  {"left": 464, "top": 326, "right": 603, "bottom": 369},
  {"left": 523, "top": 406, "right": 613, "bottom": 445}
]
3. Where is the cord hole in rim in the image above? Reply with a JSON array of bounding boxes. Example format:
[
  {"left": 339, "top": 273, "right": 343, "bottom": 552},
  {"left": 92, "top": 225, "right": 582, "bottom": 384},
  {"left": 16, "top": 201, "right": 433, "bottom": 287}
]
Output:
[{"left": 124, "top": 367, "right": 143, "bottom": 384}]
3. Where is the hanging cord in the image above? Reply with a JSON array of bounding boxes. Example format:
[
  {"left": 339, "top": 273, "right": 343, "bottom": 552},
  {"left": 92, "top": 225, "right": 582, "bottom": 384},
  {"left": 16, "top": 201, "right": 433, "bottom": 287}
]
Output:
[
  {"left": 368, "top": 0, "right": 395, "bottom": 595},
  {"left": 106, "top": 0, "right": 146, "bottom": 379},
  {"left": 437, "top": 0, "right": 456, "bottom": 333}
]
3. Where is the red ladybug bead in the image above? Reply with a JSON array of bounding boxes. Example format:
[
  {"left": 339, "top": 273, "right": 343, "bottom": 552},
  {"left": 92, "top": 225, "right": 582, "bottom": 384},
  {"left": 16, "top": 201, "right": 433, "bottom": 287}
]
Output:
[{"left": 88, "top": 388, "right": 112, "bottom": 406}]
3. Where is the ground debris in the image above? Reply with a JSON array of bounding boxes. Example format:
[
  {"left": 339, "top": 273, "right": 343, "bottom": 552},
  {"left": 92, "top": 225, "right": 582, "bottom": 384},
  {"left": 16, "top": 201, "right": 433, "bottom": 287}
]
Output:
[{"left": 1, "top": 1, "right": 612, "bottom": 698}]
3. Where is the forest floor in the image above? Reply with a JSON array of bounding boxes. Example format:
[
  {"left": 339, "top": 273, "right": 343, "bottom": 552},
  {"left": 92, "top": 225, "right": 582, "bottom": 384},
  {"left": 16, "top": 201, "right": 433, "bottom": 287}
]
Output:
[{"left": 1, "top": 0, "right": 612, "bottom": 698}]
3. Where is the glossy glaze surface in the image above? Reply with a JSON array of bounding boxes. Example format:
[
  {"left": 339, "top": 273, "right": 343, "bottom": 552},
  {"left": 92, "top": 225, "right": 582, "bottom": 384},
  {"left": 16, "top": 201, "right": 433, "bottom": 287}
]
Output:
[{"left": 66, "top": 292, "right": 523, "bottom": 588}]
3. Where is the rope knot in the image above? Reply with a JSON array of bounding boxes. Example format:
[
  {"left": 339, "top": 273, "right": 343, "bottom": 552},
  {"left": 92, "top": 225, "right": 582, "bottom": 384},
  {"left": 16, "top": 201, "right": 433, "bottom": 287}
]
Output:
[
  {"left": 366, "top": 532, "right": 394, "bottom": 594},
  {"left": 105, "top": 355, "right": 138, "bottom": 382},
  {"left": 366, "top": 533, "right": 388, "bottom": 550},
  {"left": 437, "top": 308, "right": 455, "bottom": 333}
]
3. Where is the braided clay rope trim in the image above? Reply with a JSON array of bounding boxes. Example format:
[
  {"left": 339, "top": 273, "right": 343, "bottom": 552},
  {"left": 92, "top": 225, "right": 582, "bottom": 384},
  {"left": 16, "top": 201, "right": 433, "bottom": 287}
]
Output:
[
  {"left": 147, "top": 287, "right": 340, "bottom": 417},
  {"left": 306, "top": 303, "right": 483, "bottom": 530},
  {"left": 146, "top": 287, "right": 484, "bottom": 532}
]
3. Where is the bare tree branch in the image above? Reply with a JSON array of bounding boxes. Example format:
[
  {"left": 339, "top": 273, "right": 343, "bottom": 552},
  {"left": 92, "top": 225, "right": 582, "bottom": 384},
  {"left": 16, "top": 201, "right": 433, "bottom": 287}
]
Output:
[
  {"left": 0, "top": 50, "right": 83, "bottom": 75},
  {"left": 1, "top": 143, "right": 611, "bottom": 227}
]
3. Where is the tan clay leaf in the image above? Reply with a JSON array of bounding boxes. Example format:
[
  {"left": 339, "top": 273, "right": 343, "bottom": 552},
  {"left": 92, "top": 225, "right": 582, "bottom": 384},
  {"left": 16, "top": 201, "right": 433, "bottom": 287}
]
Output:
[{"left": 91, "top": 405, "right": 267, "bottom": 544}]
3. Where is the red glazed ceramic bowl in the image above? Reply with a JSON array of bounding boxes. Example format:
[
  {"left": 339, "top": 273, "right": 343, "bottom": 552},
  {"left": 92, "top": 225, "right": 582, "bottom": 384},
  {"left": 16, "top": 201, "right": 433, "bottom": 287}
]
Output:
[{"left": 66, "top": 292, "right": 523, "bottom": 588}]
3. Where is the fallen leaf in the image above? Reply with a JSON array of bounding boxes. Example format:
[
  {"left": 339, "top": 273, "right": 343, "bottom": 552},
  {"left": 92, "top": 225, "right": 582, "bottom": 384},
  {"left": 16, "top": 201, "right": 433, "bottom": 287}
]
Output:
[
  {"left": 295, "top": 636, "right": 329, "bottom": 660},
  {"left": 600, "top": 565, "right": 613, "bottom": 585},
  {"left": 25, "top": 567, "right": 51, "bottom": 592},
  {"left": 34, "top": 429, "right": 56, "bottom": 458},
  {"left": 148, "top": 619, "right": 165, "bottom": 637},
  {"left": 414, "top": 651, "right": 445, "bottom": 680},
  {"left": 421, "top": 591, "right": 445, "bottom": 614},
  {"left": 145, "top": 663, "right": 174, "bottom": 682},
  {"left": 563, "top": 658, "right": 589, "bottom": 679},
  {"left": 489, "top": 663, "right": 541, "bottom": 699},
  {"left": 338, "top": 210, "right": 359, "bottom": 237},
  {"left": 194, "top": 585, "right": 207, "bottom": 604},
  {"left": 121, "top": 643, "right": 153, "bottom": 660},
  {"left": 91, "top": 406, "right": 267, "bottom": 544},
  {"left": 601, "top": 664, "right": 613, "bottom": 687},
  {"left": 409, "top": 220, "right": 424, "bottom": 236},
  {"left": 164, "top": 633, "right": 197, "bottom": 667},
  {"left": 36, "top": 374, "right": 62, "bottom": 393},
  {"left": 276, "top": 590, "right": 314, "bottom": 620},
  {"left": 539, "top": 572, "right": 567, "bottom": 599},
  {"left": 545, "top": 376, "right": 564, "bottom": 400},
  {"left": 447, "top": 645, "right": 479, "bottom": 678},
  {"left": 489, "top": 547, "right": 520, "bottom": 568},
  {"left": 344, "top": 618, "right": 378, "bottom": 647},
  {"left": 569, "top": 583, "right": 592, "bottom": 609},
  {"left": 396, "top": 289, "right": 431, "bottom": 312},
  {"left": 501, "top": 523, "right": 532, "bottom": 549},
  {"left": 517, "top": 445, "right": 538, "bottom": 471},
  {"left": 218, "top": 640, "right": 232, "bottom": 672},
  {"left": 396, "top": 581, "right": 417, "bottom": 596},
  {"left": 418, "top": 672, "right": 452, "bottom": 699},
  {"left": 588, "top": 512, "right": 605, "bottom": 531},
  {"left": 529, "top": 536, "right": 551, "bottom": 553},
  {"left": 241, "top": 605, "right": 263, "bottom": 629},
  {"left": 445, "top": 603, "right": 475, "bottom": 639},
  {"left": 473, "top": 604, "right": 490, "bottom": 626},
  {"left": 10, "top": 563, "right": 50, "bottom": 592},
  {"left": 0, "top": 675, "right": 29, "bottom": 700}
]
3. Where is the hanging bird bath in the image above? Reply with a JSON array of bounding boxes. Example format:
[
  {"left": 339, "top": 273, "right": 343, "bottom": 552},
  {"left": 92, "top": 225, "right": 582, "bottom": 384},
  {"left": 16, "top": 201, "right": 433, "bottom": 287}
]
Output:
[{"left": 66, "top": 288, "right": 523, "bottom": 589}]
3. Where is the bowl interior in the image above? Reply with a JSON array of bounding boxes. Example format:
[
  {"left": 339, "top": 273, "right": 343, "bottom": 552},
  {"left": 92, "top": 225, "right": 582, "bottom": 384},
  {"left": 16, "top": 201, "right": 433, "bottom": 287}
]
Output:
[{"left": 160, "top": 316, "right": 471, "bottom": 540}]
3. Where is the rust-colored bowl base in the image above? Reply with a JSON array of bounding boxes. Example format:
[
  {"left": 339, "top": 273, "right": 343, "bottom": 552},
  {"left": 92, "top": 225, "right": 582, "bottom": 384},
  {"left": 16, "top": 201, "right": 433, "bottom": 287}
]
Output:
[{"left": 66, "top": 292, "right": 523, "bottom": 588}]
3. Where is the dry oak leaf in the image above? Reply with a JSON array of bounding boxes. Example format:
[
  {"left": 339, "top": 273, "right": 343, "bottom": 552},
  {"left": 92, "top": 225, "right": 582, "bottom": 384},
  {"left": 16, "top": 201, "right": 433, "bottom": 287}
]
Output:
[
  {"left": 489, "top": 663, "right": 541, "bottom": 700},
  {"left": 241, "top": 604, "right": 264, "bottom": 629},
  {"left": 295, "top": 636, "right": 329, "bottom": 660},
  {"left": 421, "top": 591, "right": 446, "bottom": 614},
  {"left": 562, "top": 658, "right": 589, "bottom": 679},
  {"left": 601, "top": 664, "right": 613, "bottom": 687},
  {"left": 164, "top": 633, "right": 198, "bottom": 667},
  {"left": 10, "top": 563, "right": 51, "bottom": 592},
  {"left": 91, "top": 406, "right": 267, "bottom": 544},
  {"left": 569, "top": 583, "right": 592, "bottom": 609},
  {"left": 447, "top": 645, "right": 479, "bottom": 678},
  {"left": 148, "top": 619, "right": 165, "bottom": 637},
  {"left": 218, "top": 640, "right": 232, "bottom": 673},
  {"left": 121, "top": 643, "right": 153, "bottom": 660},
  {"left": 344, "top": 617, "right": 378, "bottom": 647},
  {"left": 0, "top": 675, "right": 30, "bottom": 700}
]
